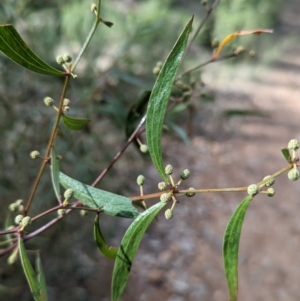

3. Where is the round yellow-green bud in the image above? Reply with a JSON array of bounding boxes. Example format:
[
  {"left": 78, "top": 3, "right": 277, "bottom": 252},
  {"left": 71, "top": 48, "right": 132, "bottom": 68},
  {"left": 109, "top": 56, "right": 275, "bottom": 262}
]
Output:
[
  {"left": 249, "top": 50, "right": 256, "bottom": 57},
  {"left": 211, "top": 39, "right": 219, "bottom": 48},
  {"left": 288, "top": 139, "right": 300, "bottom": 151},
  {"left": 234, "top": 46, "right": 246, "bottom": 55},
  {"left": 156, "top": 61, "right": 163, "bottom": 68},
  {"left": 30, "top": 150, "right": 40, "bottom": 159},
  {"left": 165, "top": 164, "right": 174, "bottom": 175},
  {"left": 164, "top": 209, "right": 173, "bottom": 220},
  {"left": 263, "top": 175, "right": 275, "bottom": 187},
  {"left": 140, "top": 144, "right": 148, "bottom": 153},
  {"left": 63, "top": 54, "right": 72, "bottom": 63},
  {"left": 247, "top": 184, "right": 259, "bottom": 196},
  {"left": 267, "top": 188, "right": 275, "bottom": 197},
  {"left": 160, "top": 193, "right": 171, "bottom": 203},
  {"left": 63, "top": 98, "right": 70, "bottom": 106},
  {"left": 15, "top": 199, "right": 23, "bottom": 206},
  {"left": 20, "top": 216, "right": 31, "bottom": 228},
  {"left": 56, "top": 55, "right": 65, "bottom": 65},
  {"left": 9, "top": 203, "right": 18, "bottom": 212},
  {"left": 288, "top": 169, "right": 300, "bottom": 181},
  {"left": 153, "top": 66, "right": 160, "bottom": 75},
  {"left": 43, "top": 96, "right": 54, "bottom": 106},
  {"left": 57, "top": 208, "right": 66, "bottom": 216},
  {"left": 80, "top": 209, "right": 87, "bottom": 216},
  {"left": 137, "top": 175, "right": 145, "bottom": 186},
  {"left": 91, "top": 4, "right": 97, "bottom": 12},
  {"left": 180, "top": 169, "right": 190, "bottom": 180},
  {"left": 63, "top": 106, "right": 70, "bottom": 112},
  {"left": 14, "top": 215, "right": 24, "bottom": 225},
  {"left": 64, "top": 189, "right": 74, "bottom": 200},
  {"left": 158, "top": 181, "right": 167, "bottom": 191},
  {"left": 186, "top": 187, "right": 196, "bottom": 197}
]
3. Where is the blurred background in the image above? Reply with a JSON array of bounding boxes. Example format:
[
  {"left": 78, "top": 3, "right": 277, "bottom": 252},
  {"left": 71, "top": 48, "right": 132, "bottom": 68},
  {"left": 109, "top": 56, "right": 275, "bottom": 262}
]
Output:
[{"left": 1, "top": 0, "right": 300, "bottom": 300}]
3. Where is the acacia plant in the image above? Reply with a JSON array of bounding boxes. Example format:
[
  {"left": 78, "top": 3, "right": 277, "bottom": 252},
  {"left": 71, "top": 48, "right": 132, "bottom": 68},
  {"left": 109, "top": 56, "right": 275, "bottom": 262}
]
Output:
[{"left": 0, "top": 1, "right": 297, "bottom": 301}]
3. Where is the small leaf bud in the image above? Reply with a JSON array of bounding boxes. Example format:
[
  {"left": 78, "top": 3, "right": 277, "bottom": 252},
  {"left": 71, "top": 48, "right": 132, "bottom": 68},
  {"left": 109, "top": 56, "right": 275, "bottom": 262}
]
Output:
[
  {"left": 160, "top": 193, "right": 171, "bottom": 203},
  {"left": 20, "top": 216, "right": 31, "bottom": 228},
  {"left": 14, "top": 215, "right": 24, "bottom": 225},
  {"left": 186, "top": 187, "right": 196, "bottom": 197},
  {"left": 63, "top": 98, "right": 70, "bottom": 106},
  {"left": 165, "top": 164, "right": 173, "bottom": 175},
  {"left": 64, "top": 189, "right": 74, "bottom": 200},
  {"left": 158, "top": 181, "right": 167, "bottom": 191},
  {"left": 30, "top": 150, "right": 40, "bottom": 159},
  {"left": 247, "top": 184, "right": 259, "bottom": 196},
  {"left": 263, "top": 175, "right": 275, "bottom": 187},
  {"left": 180, "top": 169, "right": 190, "bottom": 180},
  {"left": 137, "top": 175, "right": 145, "bottom": 186},
  {"left": 288, "top": 169, "right": 300, "bottom": 181},
  {"left": 140, "top": 144, "right": 148, "bottom": 153},
  {"left": 63, "top": 54, "right": 72, "bottom": 63},
  {"left": 7, "top": 248, "right": 18, "bottom": 265},
  {"left": 164, "top": 209, "right": 173, "bottom": 220},
  {"left": 267, "top": 188, "right": 275, "bottom": 197},
  {"left": 288, "top": 139, "right": 300, "bottom": 151},
  {"left": 43, "top": 96, "right": 54, "bottom": 106},
  {"left": 56, "top": 55, "right": 65, "bottom": 65},
  {"left": 57, "top": 208, "right": 66, "bottom": 216}
]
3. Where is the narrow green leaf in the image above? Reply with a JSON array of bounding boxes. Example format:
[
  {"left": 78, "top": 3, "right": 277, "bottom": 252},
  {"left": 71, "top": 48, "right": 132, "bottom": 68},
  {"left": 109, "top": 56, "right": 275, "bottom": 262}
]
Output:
[
  {"left": 146, "top": 17, "right": 193, "bottom": 182},
  {"left": 50, "top": 147, "right": 61, "bottom": 203},
  {"left": 59, "top": 172, "right": 139, "bottom": 219},
  {"left": 223, "top": 196, "right": 253, "bottom": 301},
  {"left": 94, "top": 214, "right": 118, "bottom": 260},
  {"left": 281, "top": 148, "right": 291, "bottom": 163},
  {"left": 62, "top": 115, "right": 90, "bottom": 131},
  {"left": 0, "top": 25, "right": 63, "bottom": 76},
  {"left": 18, "top": 236, "right": 44, "bottom": 301},
  {"left": 35, "top": 254, "right": 48, "bottom": 301},
  {"left": 111, "top": 202, "right": 166, "bottom": 301}
]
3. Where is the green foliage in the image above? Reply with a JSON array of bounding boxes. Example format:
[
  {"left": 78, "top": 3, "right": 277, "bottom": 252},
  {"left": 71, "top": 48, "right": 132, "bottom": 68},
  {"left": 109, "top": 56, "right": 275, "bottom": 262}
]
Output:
[
  {"left": 111, "top": 202, "right": 166, "bottom": 301},
  {"left": 60, "top": 172, "right": 140, "bottom": 218},
  {"left": 223, "top": 196, "right": 253, "bottom": 301},
  {"left": 61, "top": 115, "right": 90, "bottom": 130},
  {"left": 146, "top": 16, "right": 193, "bottom": 182}
]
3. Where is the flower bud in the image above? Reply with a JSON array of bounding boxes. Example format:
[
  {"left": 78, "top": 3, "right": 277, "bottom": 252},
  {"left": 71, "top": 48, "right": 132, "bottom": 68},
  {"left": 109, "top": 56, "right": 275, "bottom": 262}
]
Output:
[
  {"left": 263, "top": 175, "right": 275, "bottom": 187},
  {"left": 247, "top": 184, "right": 259, "bottom": 196},
  {"left": 137, "top": 175, "right": 145, "bottom": 186},
  {"left": 288, "top": 139, "right": 300, "bottom": 151},
  {"left": 164, "top": 209, "right": 173, "bottom": 220},
  {"left": 64, "top": 189, "right": 74, "bottom": 200},
  {"left": 80, "top": 209, "right": 87, "bottom": 216},
  {"left": 30, "top": 150, "right": 40, "bottom": 159},
  {"left": 56, "top": 55, "right": 65, "bottom": 65},
  {"left": 158, "top": 182, "right": 167, "bottom": 191},
  {"left": 288, "top": 169, "right": 300, "bottom": 181},
  {"left": 165, "top": 164, "right": 173, "bottom": 175},
  {"left": 63, "top": 98, "right": 70, "bottom": 106},
  {"left": 63, "top": 106, "right": 70, "bottom": 112},
  {"left": 185, "top": 187, "right": 196, "bottom": 197},
  {"left": 57, "top": 208, "right": 66, "bottom": 216},
  {"left": 180, "top": 169, "right": 190, "bottom": 180},
  {"left": 211, "top": 38, "right": 219, "bottom": 48},
  {"left": 267, "top": 188, "right": 275, "bottom": 197},
  {"left": 160, "top": 193, "right": 171, "bottom": 203},
  {"left": 9, "top": 203, "right": 18, "bottom": 212},
  {"left": 63, "top": 54, "right": 72, "bottom": 63},
  {"left": 153, "top": 66, "right": 160, "bottom": 75},
  {"left": 20, "top": 216, "right": 31, "bottom": 228},
  {"left": 14, "top": 215, "right": 24, "bottom": 225},
  {"left": 140, "top": 144, "right": 148, "bottom": 153},
  {"left": 43, "top": 96, "right": 54, "bottom": 106}
]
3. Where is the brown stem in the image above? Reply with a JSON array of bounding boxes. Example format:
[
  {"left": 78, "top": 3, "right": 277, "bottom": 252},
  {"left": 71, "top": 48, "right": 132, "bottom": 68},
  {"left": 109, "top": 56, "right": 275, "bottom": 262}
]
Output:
[{"left": 24, "top": 75, "right": 71, "bottom": 215}]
